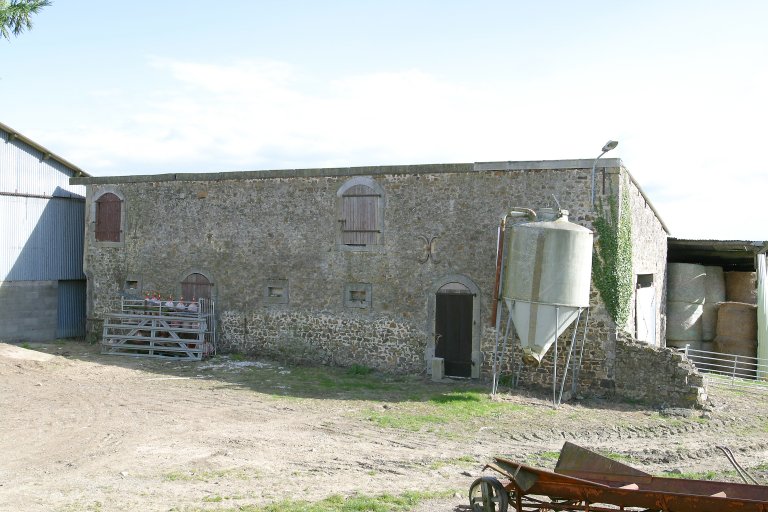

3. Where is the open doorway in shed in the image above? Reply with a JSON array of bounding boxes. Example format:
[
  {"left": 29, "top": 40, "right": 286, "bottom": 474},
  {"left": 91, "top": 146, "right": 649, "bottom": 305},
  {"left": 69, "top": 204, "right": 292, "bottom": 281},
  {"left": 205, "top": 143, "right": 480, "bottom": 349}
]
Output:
[
  {"left": 635, "top": 274, "right": 656, "bottom": 345},
  {"left": 435, "top": 282, "right": 473, "bottom": 377}
]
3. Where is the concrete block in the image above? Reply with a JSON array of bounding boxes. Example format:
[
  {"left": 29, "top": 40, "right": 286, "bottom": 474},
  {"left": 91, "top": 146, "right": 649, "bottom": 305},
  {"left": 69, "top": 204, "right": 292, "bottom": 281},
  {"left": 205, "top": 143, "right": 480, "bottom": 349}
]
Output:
[{"left": 431, "top": 358, "right": 445, "bottom": 381}]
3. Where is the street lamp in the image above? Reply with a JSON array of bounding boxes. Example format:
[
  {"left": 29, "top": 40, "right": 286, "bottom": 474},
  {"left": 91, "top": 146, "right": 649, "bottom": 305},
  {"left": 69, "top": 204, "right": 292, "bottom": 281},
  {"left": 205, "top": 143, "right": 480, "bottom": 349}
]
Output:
[{"left": 591, "top": 140, "right": 618, "bottom": 206}]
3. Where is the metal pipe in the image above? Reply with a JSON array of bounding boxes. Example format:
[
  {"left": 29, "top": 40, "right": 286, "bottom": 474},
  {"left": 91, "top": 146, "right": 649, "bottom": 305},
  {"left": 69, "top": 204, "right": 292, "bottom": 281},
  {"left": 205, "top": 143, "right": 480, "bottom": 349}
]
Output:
[
  {"left": 572, "top": 308, "right": 591, "bottom": 395},
  {"left": 490, "top": 208, "right": 537, "bottom": 327},
  {"left": 491, "top": 299, "right": 503, "bottom": 395},
  {"left": 558, "top": 308, "right": 583, "bottom": 405},
  {"left": 553, "top": 306, "right": 559, "bottom": 406}
]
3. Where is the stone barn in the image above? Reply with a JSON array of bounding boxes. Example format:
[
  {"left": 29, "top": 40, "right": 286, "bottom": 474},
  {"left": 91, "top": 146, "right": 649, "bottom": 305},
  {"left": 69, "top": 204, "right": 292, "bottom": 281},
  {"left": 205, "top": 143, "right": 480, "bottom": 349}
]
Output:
[{"left": 71, "top": 158, "right": 705, "bottom": 405}]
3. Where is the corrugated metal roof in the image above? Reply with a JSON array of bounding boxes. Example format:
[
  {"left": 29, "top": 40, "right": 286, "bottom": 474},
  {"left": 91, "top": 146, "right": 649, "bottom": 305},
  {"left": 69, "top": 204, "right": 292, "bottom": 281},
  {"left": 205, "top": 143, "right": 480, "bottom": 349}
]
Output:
[
  {"left": 1, "top": 126, "right": 87, "bottom": 197},
  {"left": 0, "top": 195, "right": 85, "bottom": 281},
  {"left": 0, "top": 121, "right": 89, "bottom": 179},
  {"left": 668, "top": 238, "right": 767, "bottom": 271}
]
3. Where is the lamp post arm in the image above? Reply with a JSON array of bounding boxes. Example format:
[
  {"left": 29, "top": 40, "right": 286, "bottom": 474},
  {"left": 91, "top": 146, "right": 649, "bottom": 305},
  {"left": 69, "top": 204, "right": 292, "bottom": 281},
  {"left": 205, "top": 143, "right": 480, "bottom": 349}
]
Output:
[{"left": 591, "top": 149, "right": 609, "bottom": 207}]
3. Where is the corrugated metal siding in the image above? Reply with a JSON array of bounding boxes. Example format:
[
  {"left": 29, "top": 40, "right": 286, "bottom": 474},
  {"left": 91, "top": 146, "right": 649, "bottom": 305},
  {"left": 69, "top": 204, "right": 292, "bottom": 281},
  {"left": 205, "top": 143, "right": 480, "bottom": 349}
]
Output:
[
  {"left": 0, "top": 195, "right": 85, "bottom": 281},
  {"left": 57, "top": 280, "right": 86, "bottom": 338},
  {"left": 0, "top": 129, "right": 85, "bottom": 197}
]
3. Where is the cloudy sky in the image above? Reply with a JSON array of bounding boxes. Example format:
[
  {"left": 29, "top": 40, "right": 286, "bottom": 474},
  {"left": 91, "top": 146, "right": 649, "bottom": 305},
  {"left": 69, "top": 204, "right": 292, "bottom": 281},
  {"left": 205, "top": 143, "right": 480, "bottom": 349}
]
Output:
[{"left": 2, "top": 1, "right": 766, "bottom": 240}]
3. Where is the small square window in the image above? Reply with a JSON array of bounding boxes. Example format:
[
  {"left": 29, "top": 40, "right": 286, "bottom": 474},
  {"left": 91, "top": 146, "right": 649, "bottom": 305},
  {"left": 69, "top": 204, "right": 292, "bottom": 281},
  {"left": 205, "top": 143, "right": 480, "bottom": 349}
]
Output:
[
  {"left": 264, "top": 279, "right": 289, "bottom": 304},
  {"left": 344, "top": 283, "right": 372, "bottom": 309},
  {"left": 124, "top": 276, "right": 142, "bottom": 296}
]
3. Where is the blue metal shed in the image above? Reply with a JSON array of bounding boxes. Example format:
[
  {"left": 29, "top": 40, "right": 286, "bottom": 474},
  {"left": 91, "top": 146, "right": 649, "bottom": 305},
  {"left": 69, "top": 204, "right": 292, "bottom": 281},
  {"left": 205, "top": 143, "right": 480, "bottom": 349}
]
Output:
[{"left": 0, "top": 122, "right": 90, "bottom": 341}]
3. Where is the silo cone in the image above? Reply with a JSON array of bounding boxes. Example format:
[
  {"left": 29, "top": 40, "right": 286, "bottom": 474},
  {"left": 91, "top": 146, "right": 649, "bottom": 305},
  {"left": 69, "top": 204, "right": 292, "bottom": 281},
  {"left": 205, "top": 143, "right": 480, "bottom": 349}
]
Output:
[
  {"left": 502, "top": 213, "right": 593, "bottom": 365},
  {"left": 504, "top": 299, "right": 581, "bottom": 364}
]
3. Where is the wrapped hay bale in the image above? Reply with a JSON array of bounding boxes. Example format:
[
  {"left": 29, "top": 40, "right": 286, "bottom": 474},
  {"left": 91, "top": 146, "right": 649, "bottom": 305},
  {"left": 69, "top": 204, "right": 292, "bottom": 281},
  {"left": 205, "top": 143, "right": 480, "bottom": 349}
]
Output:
[
  {"left": 666, "top": 301, "right": 703, "bottom": 341},
  {"left": 702, "top": 266, "right": 726, "bottom": 341},
  {"left": 715, "top": 302, "right": 757, "bottom": 341},
  {"left": 668, "top": 263, "right": 706, "bottom": 303},
  {"left": 724, "top": 271, "right": 757, "bottom": 304}
]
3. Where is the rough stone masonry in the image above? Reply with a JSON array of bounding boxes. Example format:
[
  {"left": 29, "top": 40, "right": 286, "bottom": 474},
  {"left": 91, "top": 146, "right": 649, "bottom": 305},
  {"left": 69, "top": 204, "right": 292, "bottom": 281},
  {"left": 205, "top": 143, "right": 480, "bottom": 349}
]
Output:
[{"left": 72, "top": 159, "right": 705, "bottom": 407}]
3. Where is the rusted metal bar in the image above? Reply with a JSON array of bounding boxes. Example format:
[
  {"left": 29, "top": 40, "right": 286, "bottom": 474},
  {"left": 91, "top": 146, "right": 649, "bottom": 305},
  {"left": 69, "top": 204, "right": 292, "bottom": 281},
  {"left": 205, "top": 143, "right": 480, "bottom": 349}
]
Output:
[{"left": 478, "top": 442, "right": 768, "bottom": 512}]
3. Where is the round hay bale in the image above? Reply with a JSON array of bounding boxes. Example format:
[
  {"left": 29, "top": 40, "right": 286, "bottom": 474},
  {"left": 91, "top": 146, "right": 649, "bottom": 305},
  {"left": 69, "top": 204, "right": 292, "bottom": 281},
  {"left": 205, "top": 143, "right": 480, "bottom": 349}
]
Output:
[
  {"left": 704, "top": 266, "right": 726, "bottom": 302},
  {"left": 715, "top": 301, "right": 757, "bottom": 341},
  {"left": 700, "top": 267, "right": 725, "bottom": 341},
  {"left": 666, "top": 301, "right": 703, "bottom": 341},
  {"left": 713, "top": 336, "right": 757, "bottom": 378},
  {"left": 668, "top": 263, "right": 706, "bottom": 304},
  {"left": 701, "top": 303, "right": 718, "bottom": 341},
  {"left": 724, "top": 271, "right": 757, "bottom": 304}
]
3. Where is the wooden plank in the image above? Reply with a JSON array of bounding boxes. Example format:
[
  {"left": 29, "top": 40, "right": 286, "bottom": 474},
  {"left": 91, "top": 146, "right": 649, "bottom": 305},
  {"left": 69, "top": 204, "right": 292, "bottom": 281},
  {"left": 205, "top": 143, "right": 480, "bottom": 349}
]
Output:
[
  {"left": 102, "top": 341, "right": 203, "bottom": 352},
  {"left": 101, "top": 349, "right": 202, "bottom": 361}
]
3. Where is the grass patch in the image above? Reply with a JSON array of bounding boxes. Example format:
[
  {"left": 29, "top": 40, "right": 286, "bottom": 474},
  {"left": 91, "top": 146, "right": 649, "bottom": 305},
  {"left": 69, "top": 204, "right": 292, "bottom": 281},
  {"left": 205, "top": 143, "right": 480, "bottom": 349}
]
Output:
[
  {"left": 186, "top": 490, "right": 454, "bottom": 512},
  {"left": 367, "top": 391, "right": 526, "bottom": 431},
  {"left": 428, "top": 454, "right": 476, "bottom": 470},
  {"left": 539, "top": 451, "right": 561, "bottom": 460},
  {"left": 526, "top": 450, "right": 561, "bottom": 466},
  {"left": 600, "top": 451, "right": 633, "bottom": 462},
  {"left": 163, "top": 468, "right": 258, "bottom": 482},
  {"left": 664, "top": 470, "right": 720, "bottom": 480},
  {"left": 231, "top": 363, "right": 414, "bottom": 400},
  {"left": 347, "top": 364, "right": 373, "bottom": 376}
]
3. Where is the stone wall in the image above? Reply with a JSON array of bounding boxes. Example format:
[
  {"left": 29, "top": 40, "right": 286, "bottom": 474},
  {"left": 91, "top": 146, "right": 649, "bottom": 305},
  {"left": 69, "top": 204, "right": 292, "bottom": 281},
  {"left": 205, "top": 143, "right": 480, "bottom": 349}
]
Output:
[
  {"left": 219, "top": 309, "right": 424, "bottom": 373},
  {"left": 614, "top": 332, "right": 707, "bottom": 406},
  {"left": 625, "top": 172, "right": 669, "bottom": 345},
  {"left": 74, "top": 160, "right": 693, "bottom": 404}
]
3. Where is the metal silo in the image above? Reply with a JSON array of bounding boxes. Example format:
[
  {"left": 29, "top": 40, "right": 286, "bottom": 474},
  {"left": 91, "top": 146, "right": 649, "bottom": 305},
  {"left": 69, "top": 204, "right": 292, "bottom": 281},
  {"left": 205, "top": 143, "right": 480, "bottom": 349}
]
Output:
[
  {"left": 501, "top": 213, "right": 593, "bottom": 364},
  {"left": 491, "top": 208, "right": 594, "bottom": 405}
]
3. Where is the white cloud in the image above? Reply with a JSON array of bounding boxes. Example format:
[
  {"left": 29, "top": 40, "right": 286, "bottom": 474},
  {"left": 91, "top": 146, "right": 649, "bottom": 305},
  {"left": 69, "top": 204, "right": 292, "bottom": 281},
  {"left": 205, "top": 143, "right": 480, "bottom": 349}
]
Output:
[{"left": 41, "top": 56, "right": 767, "bottom": 241}]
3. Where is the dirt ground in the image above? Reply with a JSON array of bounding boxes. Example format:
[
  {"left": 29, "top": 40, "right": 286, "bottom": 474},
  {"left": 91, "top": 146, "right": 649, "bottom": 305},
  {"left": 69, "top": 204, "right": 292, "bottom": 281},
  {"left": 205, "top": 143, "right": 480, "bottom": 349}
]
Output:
[{"left": 1, "top": 341, "right": 767, "bottom": 512}]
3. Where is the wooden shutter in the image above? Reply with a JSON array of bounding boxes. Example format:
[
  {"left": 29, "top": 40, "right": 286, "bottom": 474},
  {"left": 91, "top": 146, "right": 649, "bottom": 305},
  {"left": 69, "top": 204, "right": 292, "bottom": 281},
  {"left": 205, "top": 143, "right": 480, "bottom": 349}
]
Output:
[
  {"left": 95, "top": 193, "right": 121, "bottom": 242},
  {"left": 181, "top": 273, "right": 212, "bottom": 300},
  {"left": 341, "top": 185, "right": 380, "bottom": 245}
]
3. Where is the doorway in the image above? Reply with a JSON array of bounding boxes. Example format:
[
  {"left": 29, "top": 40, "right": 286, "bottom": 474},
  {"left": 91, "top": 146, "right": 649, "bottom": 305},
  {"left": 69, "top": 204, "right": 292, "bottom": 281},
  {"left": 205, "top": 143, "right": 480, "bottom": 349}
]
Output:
[
  {"left": 435, "top": 286, "right": 473, "bottom": 377},
  {"left": 635, "top": 274, "right": 656, "bottom": 345}
]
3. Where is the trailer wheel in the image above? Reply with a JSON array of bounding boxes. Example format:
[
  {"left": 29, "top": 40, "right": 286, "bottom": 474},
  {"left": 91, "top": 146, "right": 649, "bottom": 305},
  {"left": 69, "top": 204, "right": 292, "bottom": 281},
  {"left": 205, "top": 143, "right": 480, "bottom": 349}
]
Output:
[{"left": 469, "top": 476, "right": 509, "bottom": 512}]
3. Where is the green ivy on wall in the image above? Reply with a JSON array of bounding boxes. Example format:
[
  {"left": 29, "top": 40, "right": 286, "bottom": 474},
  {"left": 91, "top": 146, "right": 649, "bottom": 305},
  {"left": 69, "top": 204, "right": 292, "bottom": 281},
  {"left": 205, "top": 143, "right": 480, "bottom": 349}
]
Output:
[{"left": 592, "top": 185, "right": 633, "bottom": 328}]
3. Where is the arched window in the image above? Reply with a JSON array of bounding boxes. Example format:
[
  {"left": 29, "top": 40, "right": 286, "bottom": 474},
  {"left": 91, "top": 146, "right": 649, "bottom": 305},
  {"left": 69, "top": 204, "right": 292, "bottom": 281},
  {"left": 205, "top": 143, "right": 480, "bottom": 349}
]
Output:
[
  {"left": 337, "top": 177, "right": 384, "bottom": 249},
  {"left": 95, "top": 192, "right": 122, "bottom": 242},
  {"left": 181, "top": 273, "right": 213, "bottom": 301}
]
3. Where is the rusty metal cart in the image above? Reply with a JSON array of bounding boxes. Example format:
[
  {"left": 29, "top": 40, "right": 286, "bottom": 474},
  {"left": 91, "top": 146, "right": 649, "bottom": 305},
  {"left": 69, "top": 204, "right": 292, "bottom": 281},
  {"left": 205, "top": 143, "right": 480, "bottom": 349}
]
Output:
[{"left": 470, "top": 442, "right": 768, "bottom": 512}]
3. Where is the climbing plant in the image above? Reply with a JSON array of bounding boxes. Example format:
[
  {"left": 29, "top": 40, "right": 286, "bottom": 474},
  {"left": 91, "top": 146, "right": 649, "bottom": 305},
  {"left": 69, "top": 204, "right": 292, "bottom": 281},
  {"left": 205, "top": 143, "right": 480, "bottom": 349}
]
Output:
[{"left": 592, "top": 183, "right": 633, "bottom": 329}]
